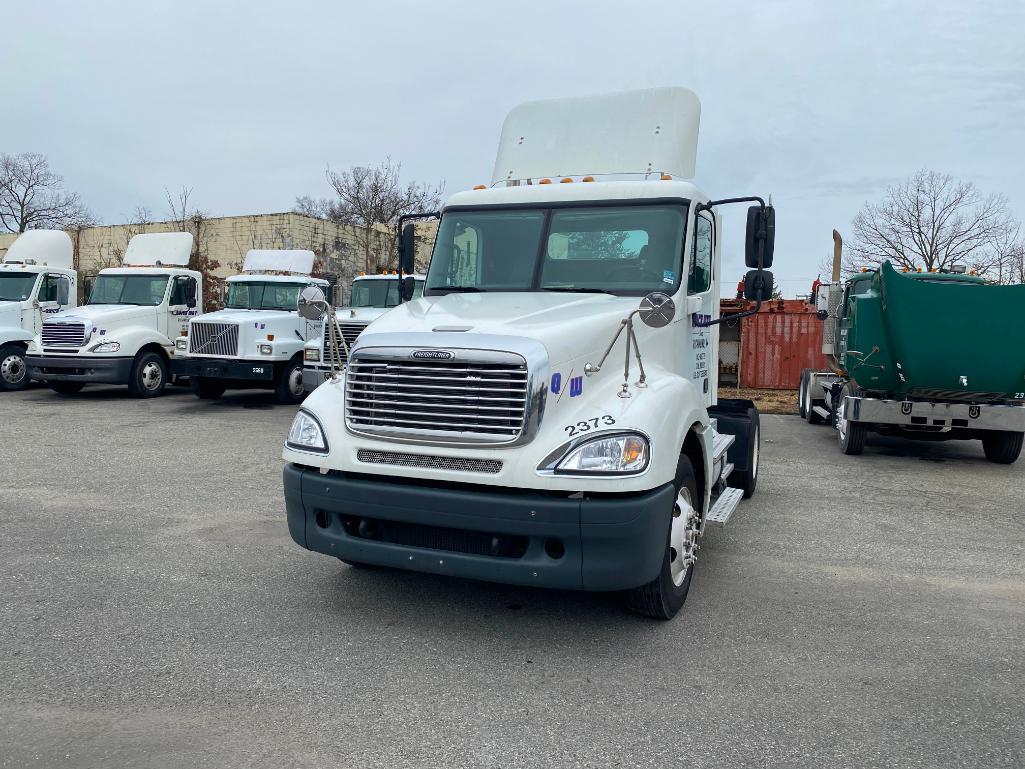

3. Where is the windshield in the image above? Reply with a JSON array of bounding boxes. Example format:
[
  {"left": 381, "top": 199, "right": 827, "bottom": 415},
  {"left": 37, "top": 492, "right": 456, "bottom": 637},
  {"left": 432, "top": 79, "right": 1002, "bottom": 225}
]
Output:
[
  {"left": 0, "top": 272, "right": 38, "bottom": 302},
  {"left": 425, "top": 205, "right": 688, "bottom": 296},
  {"left": 349, "top": 279, "right": 423, "bottom": 308},
  {"left": 226, "top": 281, "right": 307, "bottom": 311},
  {"left": 89, "top": 274, "right": 169, "bottom": 306}
]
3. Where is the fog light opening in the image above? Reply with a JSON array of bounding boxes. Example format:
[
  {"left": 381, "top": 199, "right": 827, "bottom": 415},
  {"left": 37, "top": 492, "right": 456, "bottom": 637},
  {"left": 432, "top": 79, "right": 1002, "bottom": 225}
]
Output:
[
  {"left": 314, "top": 509, "right": 329, "bottom": 529},
  {"left": 544, "top": 538, "right": 565, "bottom": 560}
]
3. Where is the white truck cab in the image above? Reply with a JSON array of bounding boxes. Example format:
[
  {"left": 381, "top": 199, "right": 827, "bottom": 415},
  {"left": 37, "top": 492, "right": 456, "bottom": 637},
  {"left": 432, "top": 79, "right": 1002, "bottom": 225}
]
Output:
[
  {"left": 171, "top": 249, "right": 327, "bottom": 404},
  {"left": 0, "top": 230, "right": 77, "bottom": 391},
  {"left": 27, "top": 232, "right": 200, "bottom": 397},
  {"left": 282, "top": 88, "right": 777, "bottom": 619},
  {"left": 302, "top": 273, "right": 425, "bottom": 392}
]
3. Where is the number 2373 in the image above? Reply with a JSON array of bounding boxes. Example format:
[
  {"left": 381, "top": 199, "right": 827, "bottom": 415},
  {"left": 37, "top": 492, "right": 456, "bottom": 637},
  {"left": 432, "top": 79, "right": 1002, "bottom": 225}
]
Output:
[{"left": 565, "top": 415, "right": 615, "bottom": 436}]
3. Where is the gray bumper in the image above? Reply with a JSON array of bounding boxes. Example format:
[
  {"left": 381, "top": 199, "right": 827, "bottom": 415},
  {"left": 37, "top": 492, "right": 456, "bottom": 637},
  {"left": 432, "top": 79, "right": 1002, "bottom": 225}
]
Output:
[
  {"left": 27, "top": 354, "right": 133, "bottom": 384},
  {"left": 171, "top": 356, "right": 274, "bottom": 381},
  {"left": 302, "top": 365, "right": 333, "bottom": 392},
  {"left": 846, "top": 396, "right": 1025, "bottom": 432},
  {"left": 283, "top": 463, "right": 674, "bottom": 591}
]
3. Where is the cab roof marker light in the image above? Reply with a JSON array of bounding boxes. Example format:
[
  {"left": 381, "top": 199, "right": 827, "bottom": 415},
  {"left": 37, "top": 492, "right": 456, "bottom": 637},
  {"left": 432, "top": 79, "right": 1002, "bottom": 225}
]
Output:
[
  {"left": 473, "top": 184, "right": 487, "bottom": 190},
  {"left": 660, "top": 173, "right": 672, "bottom": 180},
  {"left": 560, "top": 177, "right": 573, "bottom": 183},
  {"left": 581, "top": 176, "right": 595, "bottom": 182},
  {"left": 539, "top": 178, "right": 552, "bottom": 184}
]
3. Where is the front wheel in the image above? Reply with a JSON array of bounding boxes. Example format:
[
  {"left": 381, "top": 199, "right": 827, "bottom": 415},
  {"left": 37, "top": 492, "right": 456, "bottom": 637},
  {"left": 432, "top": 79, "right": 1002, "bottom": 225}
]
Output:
[
  {"left": 626, "top": 455, "right": 699, "bottom": 620},
  {"left": 798, "top": 368, "right": 809, "bottom": 419},
  {"left": 836, "top": 382, "right": 867, "bottom": 455},
  {"left": 191, "top": 376, "right": 226, "bottom": 400},
  {"left": 274, "top": 358, "right": 305, "bottom": 405},
  {"left": 51, "top": 381, "right": 85, "bottom": 395},
  {"left": 981, "top": 431, "right": 1024, "bottom": 464},
  {"left": 127, "top": 351, "right": 168, "bottom": 398},
  {"left": 0, "top": 344, "right": 29, "bottom": 391}
]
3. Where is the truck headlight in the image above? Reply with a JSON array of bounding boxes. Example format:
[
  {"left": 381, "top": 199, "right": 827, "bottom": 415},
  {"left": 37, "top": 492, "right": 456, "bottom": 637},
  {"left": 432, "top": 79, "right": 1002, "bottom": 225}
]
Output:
[
  {"left": 286, "top": 410, "right": 328, "bottom": 453},
  {"left": 305, "top": 347, "right": 321, "bottom": 362},
  {"left": 175, "top": 338, "right": 187, "bottom": 351},
  {"left": 552, "top": 433, "right": 649, "bottom": 474},
  {"left": 90, "top": 341, "right": 121, "bottom": 354},
  {"left": 259, "top": 343, "right": 273, "bottom": 355}
]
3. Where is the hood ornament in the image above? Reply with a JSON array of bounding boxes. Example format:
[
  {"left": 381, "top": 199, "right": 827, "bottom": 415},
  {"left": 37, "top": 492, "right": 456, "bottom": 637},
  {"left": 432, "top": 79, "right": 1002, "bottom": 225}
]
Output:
[{"left": 584, "top": 292, "right": 675, "bottom": 398}]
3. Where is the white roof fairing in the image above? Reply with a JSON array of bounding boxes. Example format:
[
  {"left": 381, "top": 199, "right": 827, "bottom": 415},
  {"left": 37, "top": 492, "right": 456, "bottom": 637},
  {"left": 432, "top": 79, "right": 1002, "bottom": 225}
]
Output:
[
  {"left": 123, "top": 232, "right": 194, "bottom": 266},
  {"left": 491, "top": 87, "right": 701, "bottom": 184},
  {"left": 242, "top": 249, "right": 315, "bottom": 275},
  {"left": 3, "top": 230, "right": 74, "bottom": 269}
]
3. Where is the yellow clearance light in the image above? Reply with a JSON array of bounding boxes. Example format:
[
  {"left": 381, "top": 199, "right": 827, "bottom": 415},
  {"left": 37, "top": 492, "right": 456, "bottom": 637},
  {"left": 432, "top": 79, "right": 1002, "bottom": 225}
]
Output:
[
  {"left": 861, "top": 267, "right": 869, "bottom": 273},
  {"left": 267, "top": 334, "right": 275, "bottom": 341},
  {"left": 358, "top": 271, "right": 365, "bottom": 277},
  {"left": 581, "top": 176, "right": 595, "bottom": 182},
  {"left": 539, "top": 178, "right": 552, "bottom": 184},
  {"left": 473, "top": 184, "right": 486, "bottom": 190},
  {"left": 660, "top": 173, "right": 672, "bottom": 180},
  {"left": 560, "top": 177, "right": 573, "bottom": 184}
]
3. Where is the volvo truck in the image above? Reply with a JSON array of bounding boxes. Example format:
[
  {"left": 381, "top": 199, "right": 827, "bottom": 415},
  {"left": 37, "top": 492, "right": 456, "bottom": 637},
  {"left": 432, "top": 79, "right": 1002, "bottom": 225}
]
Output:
[
  {"left": 0, "top": 230, "right": 77, "bottom": 391},
  {"left": 171, "top": 249, "right": 327, "bottom": 404},
  {"left": 282, "top": 88, "right": 777, "bottom": 619},
  {"left": 27, "top": 232, "right": 200, "bottom": 397}
]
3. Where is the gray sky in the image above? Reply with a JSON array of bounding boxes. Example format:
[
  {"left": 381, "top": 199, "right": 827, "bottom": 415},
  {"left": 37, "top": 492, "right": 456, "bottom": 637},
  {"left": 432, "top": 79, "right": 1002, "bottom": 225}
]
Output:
[{"left": 4, "top": 0, "right": 1023, "bottom": 296}]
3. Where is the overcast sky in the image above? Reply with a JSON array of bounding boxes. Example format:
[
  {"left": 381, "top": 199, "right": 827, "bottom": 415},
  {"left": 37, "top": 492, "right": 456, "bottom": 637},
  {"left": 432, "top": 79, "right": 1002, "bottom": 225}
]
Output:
[{"left": 3, "top": 0, "right": 1023, "bottom": 296}]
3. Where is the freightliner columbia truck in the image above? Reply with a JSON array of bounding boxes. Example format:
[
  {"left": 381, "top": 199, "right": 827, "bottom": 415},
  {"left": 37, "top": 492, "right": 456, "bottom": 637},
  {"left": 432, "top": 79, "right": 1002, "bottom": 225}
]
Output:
[
  {"left": 302, "top": 272, "right": 425, "bottom": 392},
  {"left": 27, "top": 232, "right": 199, "bottom": 397},
  {"left": 800, "top": 232, "right": 1025, "bottom": 462},
  {"left": 0, "top": 230, "right": 77, "bottom": 391},
  {"left": 282, "top": 88, "right": 777, "bottom": 619},
  {"left": 171, "top": 249, "right": 328, "bottom": 404}
]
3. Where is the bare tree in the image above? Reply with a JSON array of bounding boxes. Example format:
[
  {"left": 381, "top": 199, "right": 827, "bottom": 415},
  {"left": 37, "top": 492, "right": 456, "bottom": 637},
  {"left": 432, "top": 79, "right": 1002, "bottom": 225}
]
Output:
[
  {"left": 296, "top": 158, "right": 443, "bottom": 273},
  {"left": 0, "top": 152, "right": 93, "bottom": 233},
  {"left": 164, "top": 186, "right": 222, "bottom": 309},
  {"left": 848, "top": 170, "right": 1022, "bottom": 279}
]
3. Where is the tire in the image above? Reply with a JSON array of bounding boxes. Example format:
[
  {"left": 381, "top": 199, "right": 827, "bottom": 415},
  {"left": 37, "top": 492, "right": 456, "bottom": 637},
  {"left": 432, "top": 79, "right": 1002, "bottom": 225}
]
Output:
[
  {"left": 798, "top": 368, "right": 809, "bottom": 419},
  {"left": 0, "top": 344, "right": 29, "bottom": 391},
  {"left": 274, "top": 357, "right": 305, "bottom": 405},
  {"left": 50, "top": 381, "right": 85, "bottom": 395},
  {"left": 981, "top": 431, "right": 1024, "bottom": 464},
  {"left": 836, "top": 382, "right": 867, "bottom": 455},
  {"left": 190, "top": 376, "right": 226, "bottom": 400},
  {"left": 626, "top": 454, "right": 699, "bottom": 620},
  {"left": 729, "top": 410, "right": 760, "bottom": 498},
  {"left": 803, "top": 372, "right": 824, "bottom": 424},
  {"left": 127, "top": 351, "right": 168, "bottom": 398}
]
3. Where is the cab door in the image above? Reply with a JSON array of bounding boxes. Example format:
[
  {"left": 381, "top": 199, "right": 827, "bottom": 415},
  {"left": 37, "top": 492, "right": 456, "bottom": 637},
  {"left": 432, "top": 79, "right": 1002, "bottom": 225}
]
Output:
[
  {"left": 32, "top": 274, "right": 70, "bottom": 334},
  {"left": 685, "top": 210, "right": 716, "bottom": 407}
]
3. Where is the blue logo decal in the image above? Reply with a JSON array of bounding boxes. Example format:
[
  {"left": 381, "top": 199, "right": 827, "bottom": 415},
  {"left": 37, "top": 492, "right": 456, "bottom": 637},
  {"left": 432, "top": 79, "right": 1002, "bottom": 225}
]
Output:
[
  {"left": 550, "top": 372, "right": 562, "bottom": 394},
  {"left": 569, "top": 376, "right": 583, "bottom": 397}
]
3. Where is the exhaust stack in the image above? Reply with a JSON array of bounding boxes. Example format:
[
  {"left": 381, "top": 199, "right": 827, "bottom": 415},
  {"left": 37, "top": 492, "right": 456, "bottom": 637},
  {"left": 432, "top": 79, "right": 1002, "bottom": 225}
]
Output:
[{"left": 832, "top": 230, "right": 843, "bottom": 282}]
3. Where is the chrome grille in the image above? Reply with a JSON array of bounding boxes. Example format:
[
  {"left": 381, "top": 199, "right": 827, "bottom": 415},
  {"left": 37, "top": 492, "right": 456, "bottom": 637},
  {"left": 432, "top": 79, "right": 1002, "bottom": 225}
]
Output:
[
  {"left": 345, "top": 349, "right": 529, "bottom": 444},
  {"left": 357, "top": 449, "right": 503, "bottom": 474},
  {"left": 41, "top": 322, "right": 86, "bottom": 347},
  {"left": 325, "top": 321, "right": 368, "bottom": 363},
  {"left": 189, "top": 322, "right": 239, "bottom": 356}
]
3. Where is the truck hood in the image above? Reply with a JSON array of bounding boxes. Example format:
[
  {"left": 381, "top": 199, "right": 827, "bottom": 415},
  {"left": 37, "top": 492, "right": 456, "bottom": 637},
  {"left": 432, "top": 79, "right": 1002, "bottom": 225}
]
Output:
[
  {"left": 362, "top": 292, "right": 649, "bottom": 369},
  {"left": 48, "top": 304, "right": 156, "bottom": 328},
  {"left": 0, "top": 302, "right": 22, "bottom": 328},
  {"left": 194, "top": 308, "right": 298, "bottom": 327}
]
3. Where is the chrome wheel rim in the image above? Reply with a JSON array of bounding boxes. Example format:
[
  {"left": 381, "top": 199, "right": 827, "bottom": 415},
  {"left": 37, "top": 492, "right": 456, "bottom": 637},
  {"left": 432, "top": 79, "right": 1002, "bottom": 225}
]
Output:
[
  {"left": 141, "top": 361, "right": 163, "bottom": 391},
  {"left": 1, "top": 353, "right": 26, "bottom": 385},
  {"left": 751, "top": 425, "right": 760, "bottom": 478},
  {"left": 668, "top": 487, "right": 698, "bottom": 587},
  {"left": 288, "top": 366, "right": 304, "bottom": 396},
  {"left": 837, "top": 396, "right": 848, "bottom": 442}
]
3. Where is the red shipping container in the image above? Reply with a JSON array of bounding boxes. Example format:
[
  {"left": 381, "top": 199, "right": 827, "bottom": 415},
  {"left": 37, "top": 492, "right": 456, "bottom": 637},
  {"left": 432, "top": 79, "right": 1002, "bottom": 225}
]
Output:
[{"left": 736, "top": 299, "right": 830, "bottom": 389}]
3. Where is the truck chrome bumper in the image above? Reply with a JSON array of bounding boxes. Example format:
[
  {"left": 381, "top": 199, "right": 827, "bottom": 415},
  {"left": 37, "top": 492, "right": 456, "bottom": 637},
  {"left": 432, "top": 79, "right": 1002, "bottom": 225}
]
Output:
[
  {"left": 846, "top": 396, "right": 1025, "bottom": 432},
  {"left": 27, "top": 354, "right": 133, "bottom": 384},
  {"left": 283, "top": 464, "right": 674, "bottom": 591},
  {"left": 170, "top": 356, "right": 274, "bottom": 381}
]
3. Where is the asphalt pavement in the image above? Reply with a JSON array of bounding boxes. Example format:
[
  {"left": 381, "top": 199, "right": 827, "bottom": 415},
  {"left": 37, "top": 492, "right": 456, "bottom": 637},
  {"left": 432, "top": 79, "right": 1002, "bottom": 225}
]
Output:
[{"left": 1, "top": 384, "right": 1022, "bottom": 768}]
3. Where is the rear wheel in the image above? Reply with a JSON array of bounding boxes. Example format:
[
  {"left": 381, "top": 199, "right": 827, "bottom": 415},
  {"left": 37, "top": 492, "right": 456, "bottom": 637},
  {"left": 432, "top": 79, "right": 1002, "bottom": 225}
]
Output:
[
  {"left": 981, "top": 431, "right": 1024, "bottom": 464},
  {"left": 190, "top": 376, "right": 226, "bottom": 400},
  {"left": 626, "top": 454, "right": 699, "bottom": 620},
  {"left": 50, "top": 381, "right": 85, "bottom": 395},
  {"left": 127, "top": 351, "right": 167, "bottom": 398},
  {"left": 274, "top": 357, "right": 305, "bottom": 405},
  {"left": 0, "top": 344, "right": 29, "bottom": 391},
  {"left": 836, "top": 382, "right": 867, "bottom": 455},
  {"left": 803, "top": 373, "right": 824, "bottom": 424}
]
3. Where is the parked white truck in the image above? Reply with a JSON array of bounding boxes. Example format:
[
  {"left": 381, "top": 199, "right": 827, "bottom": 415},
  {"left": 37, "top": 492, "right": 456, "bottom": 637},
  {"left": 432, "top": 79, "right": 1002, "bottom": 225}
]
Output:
[
  {"left": 0, "top": 230, "right": 77, "bottom": 391},
  {"left": 282, "top": 88, "right": 777, "bottom": 619},
  {"left": 302, "top": 272, "right": 425, "bottom": 392},
  {"left": 171, "top": 249, "right": 327, "bottom": 404},
  {"left": 27, "top": 232, "right": 199, "bottom": 397}
]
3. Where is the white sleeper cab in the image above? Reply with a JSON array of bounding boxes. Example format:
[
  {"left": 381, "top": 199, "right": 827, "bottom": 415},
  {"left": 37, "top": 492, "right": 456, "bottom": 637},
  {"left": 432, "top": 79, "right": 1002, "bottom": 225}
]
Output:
[
  {"left": 171, "top": 249, "right": 327, "bottom": 404},
  {"left": 0, "top": 230, "right": 77, "bottom": 391},
  {"left": 27, "top": 232, "right": 200, "bottom": 397},
  {"left": 282, "top": 87, "right": 778, "bottom": 619},
  {"left": 302, "top": 272, "right": 425, "bottom": 392}
]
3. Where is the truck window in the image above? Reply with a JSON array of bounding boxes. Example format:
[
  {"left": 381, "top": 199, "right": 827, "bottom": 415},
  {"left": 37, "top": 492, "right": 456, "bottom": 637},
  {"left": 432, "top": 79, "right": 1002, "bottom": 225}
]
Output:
[
  {"left": 688, "top": 213, "right": 713, "bottom": 294},
  {"left": 88, "top": 275, "right": 170, "bottom": 306},
  {"left": 169, "top": 276, "right": 196, "bottom": 306},
  {"left": 349, "top": 279, "right": 403, "bottom": 308},
  {"left": 225, "top": 281, "right": 306, "bottom": 311},
  {"left": 38, "top": 274, "right": 63, "bottom": 303},
  {"left": 427, "top": 212, "right": 542, "bottom": 292},
  {"left": 0, "top": 273, "right": 37, "bottom": 301}
]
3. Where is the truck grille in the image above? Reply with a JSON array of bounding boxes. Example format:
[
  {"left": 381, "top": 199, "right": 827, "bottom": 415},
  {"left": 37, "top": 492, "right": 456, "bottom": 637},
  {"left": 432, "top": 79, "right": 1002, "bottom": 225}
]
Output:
[
  {"left": 189, "top": 322, "right": 239, "bottom": 356},
  {"left": 41, "top": 322, "right": 87, "bottom": 347},
  {"left": 325, "top": 321, "right": 368, "bottom": 363},
  {"left": 345, "top": 350, "right": 529, "bottom": 444}
]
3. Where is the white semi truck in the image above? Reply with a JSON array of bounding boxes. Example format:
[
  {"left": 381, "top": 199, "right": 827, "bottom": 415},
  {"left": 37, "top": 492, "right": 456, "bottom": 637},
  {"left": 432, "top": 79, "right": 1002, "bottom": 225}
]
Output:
[
  {"left": 171, "top": 249, "right": 327, "bottom": 404},
  {"left": 0, "top": 230, "right": 78, "bottom": 391},
  {"left": 27, "top": 232, "right": 200, "bottom": 397},
  {"left": 282, "top": 88, "right": 777, "bottom": 619},
  {"left": 302, "top": 272, "right": 425, "bottom": 392}
]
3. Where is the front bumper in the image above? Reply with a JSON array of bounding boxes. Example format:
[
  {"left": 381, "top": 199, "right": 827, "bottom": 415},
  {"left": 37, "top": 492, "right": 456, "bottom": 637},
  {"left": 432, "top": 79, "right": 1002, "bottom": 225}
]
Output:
[
  {"left": 27, "top": 354, "right": 133, "bottom": 384},
  {"left": 302, "top": 365, "right": 336, "bottom": 392},
  {"left": 283, "top": 463, "right": 674, "bottom": 591},
  {"left": 847, "top": 396, "right": 1025, "bottom": 432},
  {"left": 171, "top": 356, "right": 274, "bottom": 381}
]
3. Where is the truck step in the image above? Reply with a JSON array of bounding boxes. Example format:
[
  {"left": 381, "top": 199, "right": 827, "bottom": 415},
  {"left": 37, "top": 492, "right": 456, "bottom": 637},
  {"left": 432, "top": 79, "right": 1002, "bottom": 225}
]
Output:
[
  {"left": 721, "top": 462, "right": 734, "bottom": 481},
  {"left": 705, "top": 487, "right": 744, "bottom": 526},
  {"left": 812, "top": 405, "right": 831, "bottom": 421},
  {"left": 709, "top": 417, "right": 718, "bottom": 432},
  {"left": 712, "top": 431, "right": 735, "bottom": 462}
]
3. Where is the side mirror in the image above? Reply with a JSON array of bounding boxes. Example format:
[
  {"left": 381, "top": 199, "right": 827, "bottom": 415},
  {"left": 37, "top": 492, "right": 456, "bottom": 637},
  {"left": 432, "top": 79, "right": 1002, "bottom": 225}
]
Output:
[
  {"left": 745, "top": 205, "right": 775, "bottom": 268},
  {"left": 297, "top": 284, "right": 328, "bottom": 321},
  {"left": 83, "top": 277, "right": 93, "bottom": 302},
  {"left": 186, "top": 278, "right": 198, "bottom": 308},
  {"left": 56, "top": 277, "right": 70, "bottom": 306},
  {"left": 400, "top": 275, "right": 417, "bottom": 302},
  {"left": 398, "top": 223, "right": 416, "bottom": 275},
  {"left": 744, "top": 269, "right": 774, "bottom": 302}
]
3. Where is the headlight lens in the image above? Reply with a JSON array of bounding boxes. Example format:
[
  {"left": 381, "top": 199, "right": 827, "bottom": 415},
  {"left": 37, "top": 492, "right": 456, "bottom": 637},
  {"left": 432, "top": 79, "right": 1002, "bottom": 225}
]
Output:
[
  {"left": 554, "top": 433, "right": 649, "bottom": 474},
  {"left": 90, "top": 341, "right": 121, "bottom": 353},
  {"left": 259, "top": 343, "right": 273, "bottom": 355},
  {"left": 286, "top": 410, "right": 328, "bottom": 452},
  {"left": 175, "top": 338, "right": 187, "bottom": 350},
  {"left": 305, "top": 347, "right": 321, "bottom": 362}
]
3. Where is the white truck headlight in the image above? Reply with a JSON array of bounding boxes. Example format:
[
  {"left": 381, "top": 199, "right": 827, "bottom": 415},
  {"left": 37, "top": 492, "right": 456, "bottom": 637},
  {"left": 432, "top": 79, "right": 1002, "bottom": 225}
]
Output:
[
  {"left": 286, "top": 410, "right": 328, "bottom": 453},
  {"left": 554, "top": 433, "right": 649, "bottom": 474},
  {"left": 259, "top": 343, "right": 273, "bottom": 355},
  {"left": 90, "top": 341, "right": 121, "bottom": 354},
  {"left": 305, "top": 347, "right": 321, "bottom": 362},
  {"left": 175, "top": 338, "right": 187, "bottom": 351}
]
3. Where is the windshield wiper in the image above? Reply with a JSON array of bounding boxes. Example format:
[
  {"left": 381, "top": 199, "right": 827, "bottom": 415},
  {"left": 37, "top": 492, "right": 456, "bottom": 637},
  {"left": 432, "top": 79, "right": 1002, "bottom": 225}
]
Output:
[{"left": 542, "top": 287, "right": 617, "bottom": 295}]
